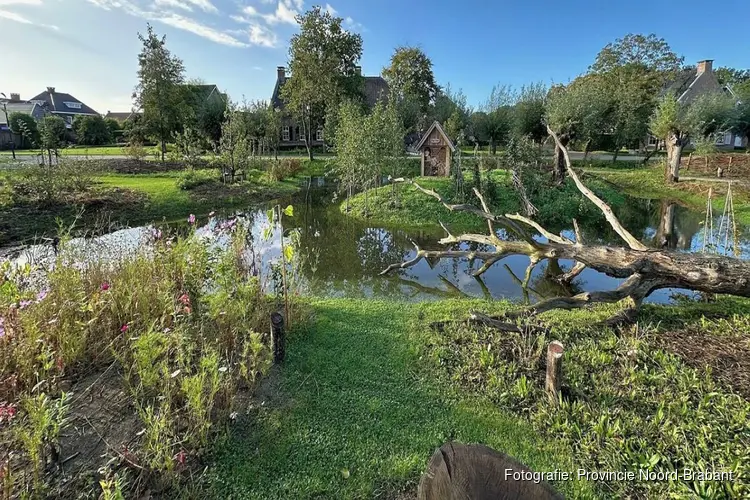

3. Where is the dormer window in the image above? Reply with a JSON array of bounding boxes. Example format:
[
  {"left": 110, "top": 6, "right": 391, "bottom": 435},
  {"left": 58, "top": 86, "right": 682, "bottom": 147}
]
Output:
[{"left": 64, "top": 101, "right": 82, "bottom": 109}]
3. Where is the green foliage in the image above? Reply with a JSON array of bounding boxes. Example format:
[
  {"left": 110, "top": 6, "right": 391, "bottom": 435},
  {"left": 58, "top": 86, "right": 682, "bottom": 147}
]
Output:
[
  {"left": 589, "top": 33, "right": 683, "bottom": 74},
  {"left": 134, "top": 24, "right": 186, "bottom": 161},
  {"left": 176, "top": 168, "right": 218, "bottom": 190},
  {"left": 426, "top": 299, "right": 750, "bottom": 498},
  {"left": 479, "top": 85, "right": 514, "bottom": 153},
  {"left": 513, "top": 83, "right": 547, "bottom": 142},
  {"left": 281, "top": 6, "right": 363, "bottom": 158},
  {"left": 650, "top": 92, "right": 736, "bottom": 143},
  {"left": 546, "top": 75, "right": 612, "bottom": 147},
  {"left": 173, "top": 127, "right": 204, "bottom": 168},
  {"left": 382, "top": 46, "right": 438, "bottom": 118},
  {"left": 2, "top": 161, "right": 95, "bottom": 204},
  {"left": 7, "top": 112, "right": 39, "bottom": 148},
  {"left": 73, "top": 115, "right": 113, "bottom": 145},
  {"left": 39, "top": 115, "right": 67, "bottom": 151}
]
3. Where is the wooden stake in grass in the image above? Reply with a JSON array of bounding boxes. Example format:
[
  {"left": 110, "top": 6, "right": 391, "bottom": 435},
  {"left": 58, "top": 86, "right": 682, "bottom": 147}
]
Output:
[
  {"left": 271, "top": 312, "right": 285, "bottom": 364},
  {"left": 545, "top": 341, "right": 564, "bottom": 401}
]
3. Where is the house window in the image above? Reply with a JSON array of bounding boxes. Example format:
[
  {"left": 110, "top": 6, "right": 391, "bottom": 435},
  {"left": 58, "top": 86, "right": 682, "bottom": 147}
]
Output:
[
  {"left": 282, "top": 126, "right": 290, "bottom": 141},
  {"left": 714, "top": 132, "right": 730, "bottom": 145},
  {"left": 316, "top": 128, "right": 324, "bottom": 142},
  {"left": 63, "top": 101, "right": 82, "bottom": 109},
  {"left": 648, "top": 135, "right": 659, "bottom": 146}
]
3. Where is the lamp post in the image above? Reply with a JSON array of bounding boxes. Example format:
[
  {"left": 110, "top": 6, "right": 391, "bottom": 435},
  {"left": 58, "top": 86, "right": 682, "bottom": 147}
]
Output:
[{"left": 0, "top": 93, "right": 16, "bottom": 160}]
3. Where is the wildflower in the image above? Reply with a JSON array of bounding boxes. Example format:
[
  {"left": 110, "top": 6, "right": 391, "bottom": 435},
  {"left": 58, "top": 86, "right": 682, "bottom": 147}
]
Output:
[
  {"left": 178, "top": 293, "right": 191, "bottom": 306},
  {"left": 100, "top": 282, "right": 110, "bottom": 291},
  {"left": 36, "top": 289, "right": 49, "bottom": 302},
  {"left": 188, "top": 214, "right": 196, "bottom": 225},
  {"left": 120, "top": 324, "right": 129, "bottom": 333},
  {"left": 229, "top": 411, "right": 238, "bottom": 420},
  {"left": 174, "top": 450, "right": 187, "bottom": 466},
  {"left": 0, "top": 402, "right": 17, "bottom": 423},
  {"left": 208, "top": 211, "right": 216, "bottom": 217},
  {"left": 0, "top": 317, "right": 5, "bottom": 339},
  {"left": 19, "top": 300, "right": 33, "bottom": 310},
  {"left": 183, "top": 306, "right": 191, "bottom": 315},
  {"left": 151, "top": 228, "right": 163, "bottom": 240}
]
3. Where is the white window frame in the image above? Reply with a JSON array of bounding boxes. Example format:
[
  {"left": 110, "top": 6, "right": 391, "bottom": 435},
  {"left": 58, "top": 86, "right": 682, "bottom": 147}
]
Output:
[
  {"left": 64, "top": 101, "right": 82, "bottom": 109},
  {"left": 316, "top": 128, "right": 324, "bottom": 142},
  {"left": 282, "top": 126, "right": 290, "bottom": 141}
]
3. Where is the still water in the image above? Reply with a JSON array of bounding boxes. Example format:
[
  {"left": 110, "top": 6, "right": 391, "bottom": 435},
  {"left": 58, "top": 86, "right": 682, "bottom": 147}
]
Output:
[{"left": 5, "top": 183, "right": 749, "bottom": 305}]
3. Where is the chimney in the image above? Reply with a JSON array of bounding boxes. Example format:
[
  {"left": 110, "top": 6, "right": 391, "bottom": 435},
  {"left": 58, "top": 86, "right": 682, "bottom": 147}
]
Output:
[
  {"left": 10, "top": 93, "right": 20, "bottom": 101},
  {"left": 276, "top": 66, "right": 286, "bottom": 82},
  {"left": 46, "top": 86, "right": 56, "bottom": 94},
  {"left": 697, "top": 60, "right": 713, "bottom": 75},
  {"left": 355, "top": 65, "right": 362, "bottom": 76}
]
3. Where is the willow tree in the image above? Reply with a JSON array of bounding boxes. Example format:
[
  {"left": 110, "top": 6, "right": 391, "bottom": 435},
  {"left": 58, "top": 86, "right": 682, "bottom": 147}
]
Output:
[
  {"left": 650, "top": 92, "right": 735, "bottom": 183},
  {"left": 383, "top": 126, "right": 750, "bottom": 326}
]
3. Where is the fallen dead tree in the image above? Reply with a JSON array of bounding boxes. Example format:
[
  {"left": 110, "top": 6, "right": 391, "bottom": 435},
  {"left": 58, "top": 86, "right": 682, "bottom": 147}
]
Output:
[{"left": 382, "top": 126, "right": 750, "bottom": 327}]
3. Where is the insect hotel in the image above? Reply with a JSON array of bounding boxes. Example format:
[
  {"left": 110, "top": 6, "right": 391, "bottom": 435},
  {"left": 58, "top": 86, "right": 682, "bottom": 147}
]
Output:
[{"left": 417, "top": 121, "right": 456, "bottom": 177}]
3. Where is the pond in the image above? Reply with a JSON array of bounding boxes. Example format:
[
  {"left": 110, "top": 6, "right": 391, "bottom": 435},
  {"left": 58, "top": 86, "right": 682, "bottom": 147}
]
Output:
[{"left": 4, "top": 181, "right": 749, "bottom": 305}]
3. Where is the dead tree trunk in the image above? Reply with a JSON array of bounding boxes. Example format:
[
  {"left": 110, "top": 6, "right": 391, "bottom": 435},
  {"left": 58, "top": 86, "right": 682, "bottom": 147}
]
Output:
[
  {"left": 383, "top": 126, "right": 750, "bottom": 325},
  {"left": 552, "top": 133, "right": 570, "bottom": 183},
  {"left": 665, "top": 132, "right": 686, "bottom": 183}
]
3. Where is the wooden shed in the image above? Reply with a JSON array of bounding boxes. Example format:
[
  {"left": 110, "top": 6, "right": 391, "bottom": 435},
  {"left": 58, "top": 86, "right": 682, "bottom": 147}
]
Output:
[{"left": 416, "top": 121, "right": 456, "bottom": 177}]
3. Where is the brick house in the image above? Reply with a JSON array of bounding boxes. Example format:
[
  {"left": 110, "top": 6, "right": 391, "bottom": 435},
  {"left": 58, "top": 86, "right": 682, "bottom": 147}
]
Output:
[
  {"left": 648, "top": 60, "right": 747, "bottom": 150},
  {"left": 270, "top": 65, "right": 388, "bottom": 148}
]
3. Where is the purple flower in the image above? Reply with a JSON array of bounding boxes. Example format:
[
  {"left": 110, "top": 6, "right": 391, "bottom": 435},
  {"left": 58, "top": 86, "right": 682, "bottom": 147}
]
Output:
[
  {"left": 0, "top": 317, "right": 5, "bottom": 338},
  {"left": 36, "top": 289, "right": 49, "bottom": 302},
  {"left": 151, "top": 228, "right": 163, "bottom": 240},
  {"left": 188, "top": 214, "right": 196, "bottom": 225},
  {"left": 100, "top": 282, "right": 110, "bottom": 291},
  {"left": 19, "top": 300, "right": 33, "bottom": 310},
  {"left": 120, "top": 324, "right": 129, "bottom": 333}
]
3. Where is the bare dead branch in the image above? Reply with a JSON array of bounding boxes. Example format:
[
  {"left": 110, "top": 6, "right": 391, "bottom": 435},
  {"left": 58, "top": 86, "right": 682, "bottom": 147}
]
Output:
[
  {"left": 546, "top": 126, "right": 649, "bottom": 251},
  {"left": 506, "top": 213, "right": 573, "bottom": 245},
  {"left": 572, "top": 219, "right": 583, "bottom": 245}
]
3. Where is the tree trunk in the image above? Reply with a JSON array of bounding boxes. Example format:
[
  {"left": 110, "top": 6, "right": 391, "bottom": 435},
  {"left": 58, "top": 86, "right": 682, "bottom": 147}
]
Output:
[
  {"left": 552, "top": 134, "right": 569, "bottom": 183},
  {"left": 583, "top": 139, "right": 592, "bottom": 161},
  {"left": 490, "top": 140, "right": 497, "bottom": 156},
  {"left": 665, "top": 133, "right": 683, "bottom": 183},
  {"left": 612, "top": 147, "right": 619, "bottom": 163}
]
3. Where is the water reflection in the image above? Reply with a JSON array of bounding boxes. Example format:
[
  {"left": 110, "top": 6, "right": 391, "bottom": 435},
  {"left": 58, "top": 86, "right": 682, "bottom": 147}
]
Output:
[{"left": 3, "top": 188, "right": 748, "bottom": 305}]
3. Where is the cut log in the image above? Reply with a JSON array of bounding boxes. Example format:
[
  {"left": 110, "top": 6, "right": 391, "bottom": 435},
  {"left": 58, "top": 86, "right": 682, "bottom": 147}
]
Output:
[{"left": 418, "top": 442, "right": 563, "bottom": 500}]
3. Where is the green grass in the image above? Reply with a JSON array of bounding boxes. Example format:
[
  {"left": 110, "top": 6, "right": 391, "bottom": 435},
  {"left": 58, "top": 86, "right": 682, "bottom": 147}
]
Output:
[
  {"left": 210, "top": 299, "right": 594, "bottom": 499},
  {"left": 0, "top": 146, "right": 126, "bottom": 156},
  {"left": 587, "top": 165, "right": 750, "bottom": 226}
]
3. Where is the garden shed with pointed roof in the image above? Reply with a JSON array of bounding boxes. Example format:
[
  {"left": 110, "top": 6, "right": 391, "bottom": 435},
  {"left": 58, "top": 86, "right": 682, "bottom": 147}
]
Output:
[{"left": 416, "top": 121, "right": 455, "bottom": 176}]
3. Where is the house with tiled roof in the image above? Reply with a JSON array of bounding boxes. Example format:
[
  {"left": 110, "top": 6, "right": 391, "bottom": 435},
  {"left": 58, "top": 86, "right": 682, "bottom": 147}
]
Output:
[
  {"left": 104, "top": 111, "right": 141, "bottom": 123},
  {"left": 650, "top": 60, "right": 747, "bottom": 149},
  {"left": 29, "top": 87, "right": 99, "bottom": 129},
  {"left": 0, "top": 96, "right": 46, "bottom": 149},
  {"left": 271, "top": 65, "right": 388, "bottom": 147}
]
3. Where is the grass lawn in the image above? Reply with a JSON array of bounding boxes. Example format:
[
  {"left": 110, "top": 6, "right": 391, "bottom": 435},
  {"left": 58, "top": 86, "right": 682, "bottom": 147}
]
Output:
[
  {"left": 210, "top": 297, "right": 750, "bottom": 499},
  {"left": 210, "top": 299, "right": 594, "bottom": 499},
  {"left": 587, "top": 165, "right": 750, "bottom": 226}
]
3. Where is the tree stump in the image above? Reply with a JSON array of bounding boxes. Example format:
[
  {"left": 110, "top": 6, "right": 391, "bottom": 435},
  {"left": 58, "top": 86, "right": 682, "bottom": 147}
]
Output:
[
  {"left": 270, "top": 312, "right": 285, "bottom": 364},
  {"left": 418, "top": 442, "right": 563, "bottom": 500},
  {"left": 545, "top": 341, "right": 564, "bottom": 401}
]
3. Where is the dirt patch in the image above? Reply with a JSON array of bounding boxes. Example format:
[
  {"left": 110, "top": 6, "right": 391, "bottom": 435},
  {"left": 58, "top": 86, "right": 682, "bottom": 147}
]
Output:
[
  {"left": 654, "top": 329, "right": 750, "bottom": 399},
  {"left": 50, "top": 367, "right": 142, "bottom": 498}
]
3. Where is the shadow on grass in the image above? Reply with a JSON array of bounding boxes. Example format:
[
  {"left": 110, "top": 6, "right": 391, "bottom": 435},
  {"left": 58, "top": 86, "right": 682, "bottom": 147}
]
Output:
[{"left": 209, "top": 299, "right": 592, "bottom": 499}]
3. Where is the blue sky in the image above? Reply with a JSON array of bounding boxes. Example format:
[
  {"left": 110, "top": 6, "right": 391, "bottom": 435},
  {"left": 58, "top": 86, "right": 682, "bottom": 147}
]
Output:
[{"left": 2, "top": 0, "right": 748, "bottom": 114}]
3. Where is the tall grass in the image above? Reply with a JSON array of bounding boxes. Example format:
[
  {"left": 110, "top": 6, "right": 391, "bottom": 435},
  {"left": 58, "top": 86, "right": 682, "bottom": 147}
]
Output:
[{"left": 0, "top": 218, "right": 295, "bottom": 497}]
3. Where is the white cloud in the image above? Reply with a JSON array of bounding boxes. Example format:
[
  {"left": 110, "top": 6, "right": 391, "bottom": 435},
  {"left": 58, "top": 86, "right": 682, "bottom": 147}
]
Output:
[
  {"left": 0, "top": 0, "right": 42, "bottom": 5},
  {"left": 239, "top": 0, "right": 299, "bottom": 26},
  {"left": 154, "top": 0, "right": 193, "bottom": 12},
  {"left": 160, "top": 13, "right": 248, "bottom": 47},
  {"left": 248, "top": 23, "right": 277, "bottom": 48},
  {"left": 0, "top": 7, "right": 59, "bottom": 29},
  {"left": 323, "top": 3, "right": 336, "bottom": 16},
  {"left": 86, "top": 0, "right": 248, "bottom": 47},
  {"left": 344, "top": 16, "right": 365, "bottom": 32}
]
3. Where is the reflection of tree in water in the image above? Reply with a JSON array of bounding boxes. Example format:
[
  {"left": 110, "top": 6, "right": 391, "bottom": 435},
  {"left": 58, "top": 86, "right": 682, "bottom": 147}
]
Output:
[{"left": 652, "top": 200, "right": 702, "bottom": 250}]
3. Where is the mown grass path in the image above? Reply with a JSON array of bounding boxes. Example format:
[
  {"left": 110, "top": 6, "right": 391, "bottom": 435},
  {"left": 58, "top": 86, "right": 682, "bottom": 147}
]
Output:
[{"left": 211, "top": 299, "right": 593, "bottom": 499}]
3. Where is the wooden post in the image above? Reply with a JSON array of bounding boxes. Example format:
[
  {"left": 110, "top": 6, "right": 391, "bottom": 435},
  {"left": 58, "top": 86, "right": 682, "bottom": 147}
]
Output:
[
  {"left": 270, "top": 312, "right": 285, "bottom": 364},
  {"left": 545, "top": 341, "right": 564, "bottom": 401},
  {"left": 686, "top": 152, "right": 692, "bottom": 169}
]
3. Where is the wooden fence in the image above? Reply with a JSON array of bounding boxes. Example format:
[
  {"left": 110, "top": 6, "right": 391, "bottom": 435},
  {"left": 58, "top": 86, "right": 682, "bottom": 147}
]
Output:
[{"left": 682, "top": 153, "right": 750, "bottom": 178}]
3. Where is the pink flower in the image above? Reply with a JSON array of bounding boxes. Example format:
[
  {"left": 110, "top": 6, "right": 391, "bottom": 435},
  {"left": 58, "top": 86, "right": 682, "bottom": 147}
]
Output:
[
  {"left": 120, "top": 324, "right": 129, "bottom": 333},
  {"left": 188, "top": 214, "right": 196, "bottom": 225},
  {"left": 178, "top": 293, "right": 191, "bottom": 306},
  {"left": 0, "top": 402, "right": 17, "bottom": 423},
  {"left": 0, "top": 317, "right": 5, "bottom": 339},
  {"left": 36, "top": 289, "right": 49, "bottom": 302},
  {"left": 183, "top": 306, "right": 191, "bottom": 315},
  {"left": 174, "top": 449, "right": 187, "bottom": 466},
  {"left": 100, "top": 282, "right": 110, "bottom": 291},
  {"left": 19, "top": 300, "right": 33, "bottom": 309},
  {"left": 151, "top": 228, "right": 163, "bottom": 240}
]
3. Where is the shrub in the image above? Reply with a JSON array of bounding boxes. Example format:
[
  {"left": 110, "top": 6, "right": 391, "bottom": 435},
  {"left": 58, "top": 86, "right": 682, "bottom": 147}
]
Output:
[
  {"left": 2, "top": 161, "right": 97, "bottom": 204},
  {"left": 123, "top": 141, "right": 148, "bottom": 161},
  {"left": 176, "top": 169, "right": 219, "bottom": 190},
  {"left": 266, "top": 158, "right": 302, "bottom": 181}
]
